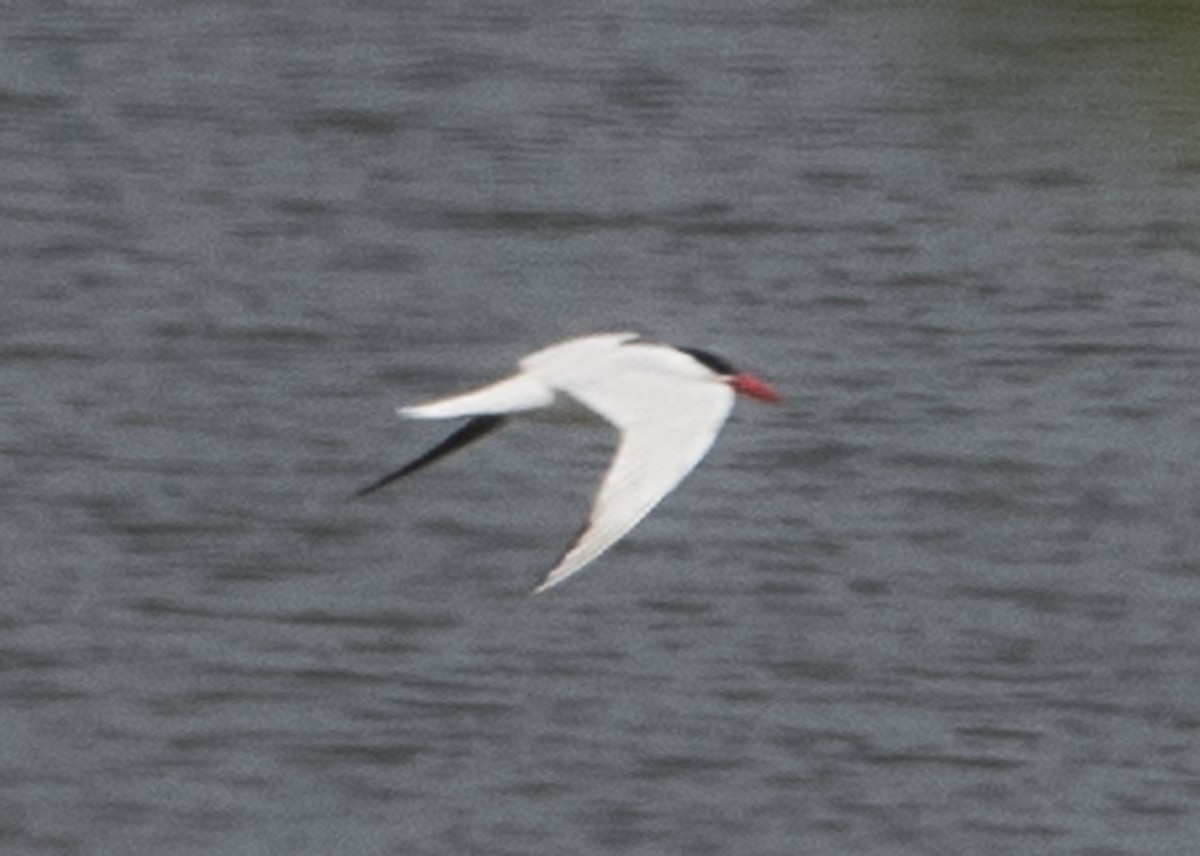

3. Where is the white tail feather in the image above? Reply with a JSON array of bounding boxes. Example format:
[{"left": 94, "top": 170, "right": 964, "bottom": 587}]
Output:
[{"left": 398, "top": 374, "right": 554, "bottom": 420}]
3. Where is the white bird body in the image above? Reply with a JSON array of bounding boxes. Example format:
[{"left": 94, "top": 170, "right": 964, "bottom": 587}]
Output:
[{"left": 359, "top": 332, "right": 778, "bottom": 592}]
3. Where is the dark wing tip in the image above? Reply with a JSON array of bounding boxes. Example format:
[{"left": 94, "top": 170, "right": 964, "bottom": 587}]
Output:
[{"left": 354, "top": 415, "right": 508, "bottom": 498}]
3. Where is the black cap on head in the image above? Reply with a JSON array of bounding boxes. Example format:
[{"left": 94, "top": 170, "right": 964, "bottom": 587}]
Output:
[{"left": 677, "top": 347, "right": 737, "bottom": 376}]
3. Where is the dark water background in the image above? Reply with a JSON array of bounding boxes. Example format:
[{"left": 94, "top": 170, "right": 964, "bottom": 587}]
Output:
[{"left": 4, "top": 1, "right": 1200, "bottom": 853}]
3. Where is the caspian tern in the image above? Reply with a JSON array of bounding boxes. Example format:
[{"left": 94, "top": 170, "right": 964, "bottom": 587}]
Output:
[{"left": 358, "top": 332, "right": 779, "bottom": 592}]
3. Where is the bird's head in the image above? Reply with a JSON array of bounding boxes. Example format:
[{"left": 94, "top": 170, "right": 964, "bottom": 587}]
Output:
[{"left": 677, "top": 347, "right": 780, "bottom": 403}]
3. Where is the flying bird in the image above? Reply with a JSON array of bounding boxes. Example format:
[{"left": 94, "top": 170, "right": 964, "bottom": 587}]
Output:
[{"left": 357, "top": 332, "right": 779, "bottom": 592}]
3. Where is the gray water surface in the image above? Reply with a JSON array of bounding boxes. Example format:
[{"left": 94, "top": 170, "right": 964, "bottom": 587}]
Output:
[{"left": 4, "top": 2, "right": 1200, "bottom": 854}]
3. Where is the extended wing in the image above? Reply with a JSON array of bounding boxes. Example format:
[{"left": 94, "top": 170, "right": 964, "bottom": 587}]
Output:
[{"left": 529, "top": 341, "right": 735, "bottom": 591}]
